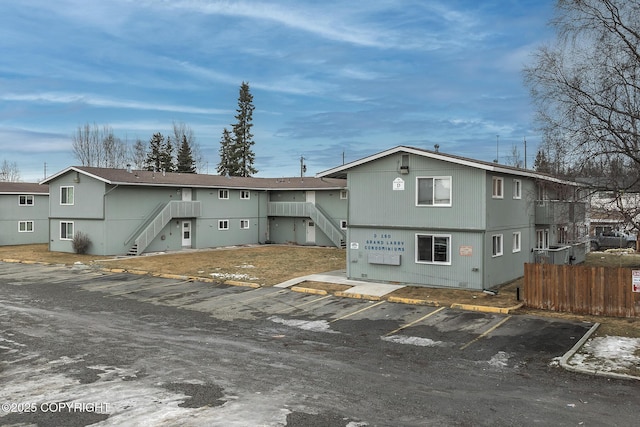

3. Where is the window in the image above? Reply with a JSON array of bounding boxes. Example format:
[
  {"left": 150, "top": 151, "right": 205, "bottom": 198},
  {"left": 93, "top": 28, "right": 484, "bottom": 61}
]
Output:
[
  {"left": 240, "top": 220, "right": 250, "bottom": 229},
  {"left": 513, "top": 179, "right": 522, "bottom": 199},
  {"left": 536, "top": 229, "right": 549, "bottom": 249},
  {"left": 218, "top": 189, "right": 229, "bottom": 199},
  {"left": 218, "top": 220, "right": 229, "bottom": 230},
  {"left": 240, "top": 190, "right": 250, "bottom": 200},
  {"left": 512, "top": 232, "right": 521, "bottom": 253},
  {"left": 416, "top": 234, "right": 451, "bottom": 264},
  {"left": 416, "top": 177, "right": 451, "bottom": 206},
  {"left": 18, "top": 221, "right": 34, "bottom": 232},
  {"left": 19, "top": 195, "right": 34, "bottom": 206},
  {"left": 60, "top": 221, "right": 74, "bottom": 240},
  {"left": 61, "top": 186, "right": 74, "bottom": 205},
  {"left": 492, "top": 234, "right": 503, "bottom": 257},
  {"left": 340, "top": 220, "right": 348, "bottom": 230},
  {"left": 492, "top": 177, "right": 503, "bottom": 199},
  {"left": 340, "top": 190, "right": 348, "bottom": 200}
]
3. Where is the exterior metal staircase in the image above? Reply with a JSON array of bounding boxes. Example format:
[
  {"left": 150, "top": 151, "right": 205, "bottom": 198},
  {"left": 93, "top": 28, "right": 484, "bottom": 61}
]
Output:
[
  {"left": 126, "top": 200, "right": 201, "bottom": 256},
  {"left": 267, "top": 201, "right": 346, "bottom": 248}
]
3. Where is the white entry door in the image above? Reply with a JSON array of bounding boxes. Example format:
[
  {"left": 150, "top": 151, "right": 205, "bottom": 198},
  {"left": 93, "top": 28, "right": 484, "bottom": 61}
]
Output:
[
  {"left": 306, "top": 220, "right": 316, "bottom": 244},
  {"left": 182, "top": 221, "right": 192, "bottom": 247},
  {"left": 182, "top": 188, "right": 192, "bottom": 201}
]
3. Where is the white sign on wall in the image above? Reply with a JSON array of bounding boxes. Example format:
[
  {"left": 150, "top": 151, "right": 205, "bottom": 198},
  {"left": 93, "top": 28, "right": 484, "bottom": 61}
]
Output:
[
  {"left": 633, "top": 270, "right": 640, "bottom": 292},
  {"left": 393, "top": 177, "right": 405, "bottom": 191},
  {"left": 350, "top": 242, "right": 359, "bottom": 250}
]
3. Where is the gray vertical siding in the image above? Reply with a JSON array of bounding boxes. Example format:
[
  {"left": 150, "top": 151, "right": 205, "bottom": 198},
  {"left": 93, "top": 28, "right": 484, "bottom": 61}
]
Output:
[{"left": 0, "top": 194, "right": 49, "bottom": 245}]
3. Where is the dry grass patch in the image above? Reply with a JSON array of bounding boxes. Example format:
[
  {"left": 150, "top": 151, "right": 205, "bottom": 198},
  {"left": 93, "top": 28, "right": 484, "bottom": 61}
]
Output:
[
  {"left": 0, "top": 244, "right": 111, "bottom": 265},
  {"left": 585, "top": 251, "right": 640, "bottom": 268},
  {"left": 94, "top": 245, "right": 345, "bottom": 286}
]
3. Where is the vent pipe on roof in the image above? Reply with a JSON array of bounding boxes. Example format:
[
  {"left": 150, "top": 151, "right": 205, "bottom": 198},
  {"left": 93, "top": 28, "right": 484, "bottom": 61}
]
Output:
[
  {"left": 434, "top": 144, "right": 440, "bottom": 153},
  {"left": 126, "top": 163, "right": 132, "bottom": 173}
]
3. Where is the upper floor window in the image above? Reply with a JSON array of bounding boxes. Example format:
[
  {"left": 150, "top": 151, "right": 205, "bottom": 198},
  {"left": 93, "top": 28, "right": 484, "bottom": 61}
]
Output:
[
  {"left": 60, "top": 186, "right": 74, "bottom": 205},
  {"left": 218, "top": 189, "right": 229, "bottom": 199},
  {"left": 416, "top": 234, "right": 451, "bottom": 264},
  {"left": 19, "top": 195, "right": 34, "bottom": 206},
  {"left": 340, "top": 220, "right": 348, "bottom": 230},
  {"left": 340, "top": 190, "right": 348, "bottom": 200},
  {"left": 240, "top": 190, "right": 250, "bottom": 200},
  {"left": 492, "top": 177, "right": 503, "bottom": 199},
  {"left": 416, "top": 176, "right": 451, "bottom": 206},
  {"left": 513, "top": 179, "right": 522, "bottom": 199}
]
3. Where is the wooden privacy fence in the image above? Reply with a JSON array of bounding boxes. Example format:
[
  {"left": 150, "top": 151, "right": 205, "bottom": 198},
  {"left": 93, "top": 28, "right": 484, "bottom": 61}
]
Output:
[{"left": 524, "top": 263, "right": 640, "bottom": 318}]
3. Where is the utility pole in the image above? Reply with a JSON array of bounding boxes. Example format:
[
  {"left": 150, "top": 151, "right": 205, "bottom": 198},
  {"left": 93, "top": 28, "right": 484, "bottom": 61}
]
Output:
[
  {"left": 524, "top": 137, "right": 527, "bottom": 169},
  {"left": 300, "top": 156, "right": 306, "bottom": 177}
]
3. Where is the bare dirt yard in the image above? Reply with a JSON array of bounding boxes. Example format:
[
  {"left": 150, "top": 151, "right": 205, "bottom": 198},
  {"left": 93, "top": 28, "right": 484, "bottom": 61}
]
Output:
[{"left": 0, "top": 244, "right": 638, "bottom": 337}]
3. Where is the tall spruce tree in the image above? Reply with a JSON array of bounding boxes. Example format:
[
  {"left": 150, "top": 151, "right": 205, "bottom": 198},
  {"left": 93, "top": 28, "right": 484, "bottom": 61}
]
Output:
[
  {"left": 217, "top": 82, "right": 257, "bottom": 177},
  {"left": 217, "top": 128, "right": 234, "bottom": 176},
  {"left": 145, "top": 132, "right": 174, "bottom": 172},
  {"left": 176, "top": 135, "right": 196, "bottom": 173}
]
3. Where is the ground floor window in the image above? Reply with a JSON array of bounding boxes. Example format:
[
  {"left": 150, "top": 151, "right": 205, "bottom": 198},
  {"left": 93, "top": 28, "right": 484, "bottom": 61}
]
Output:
[
  {"left": 416, "top": 234, "right": 451, "bottom": 264},
  {"left": 18, "top": 221, "right": 34, "bottom": 232},
  {"left": 492, "top": 234, "right": 503, "bottom": 257},
  {"left": 218, "top": 219, "right": 229, "bottom": 230},
  {"left": 240, "top": 219, "right": 250, "bottom": 229},
  {"left": 536, "top": 229, "right": 549, "bottom": 249},
  {"left": 512, "top": 232, "right": 521, "bottom": 253},
  {"left": 60, "top": 221, "right": 74, "bottom": 240}
]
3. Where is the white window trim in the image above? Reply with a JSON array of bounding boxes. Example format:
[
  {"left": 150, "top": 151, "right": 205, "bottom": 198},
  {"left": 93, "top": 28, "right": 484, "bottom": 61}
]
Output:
[
  {"left": 18, "top": 221, "right": 34, "bottom": 232},
  {"left": 513, "top": 179, "right": 522, "bottom": 199},
  {"left": 240, "top": 219, "right": 250, "bottom": 229},
  {"left": 492, "top": 234, "right": 503, "bottom": 257},
  {"left": 536, "top": 229, "right": 550, "bottom": 249},
  {"left": 218, "top": 189, "right": 229, "bottom": 200},
  {"left": 492, "top": 177, "right": 504, "bottom": 199},
  {"left": 60, "top": 221, "right": 74, "bottom": 240},
  {"left": 512, "top": 232, "right": 521, "bottom": 253},
  {"left": 415, "top": 176, "right": 452, "bottom": 207},
  {"left": 415, "top": 233, "right": 452, "bottom": 265},
  {"left": 340, "top": 190, "right": 348, "bottom": 200},
  {"left": 340, "top": 220, "right": 348, "bottom": 230},
  {"left": 60, "top": 186, "right": 74, "bottom": 205},
  {"left": 19, "top": 195, "right": 34, "bottom": 206},
  {"left": 240, "top": 190, "right": 250, "bottom": 200},
  {"left": 218, "top": 219, "right": 229, "bottom": 230}
]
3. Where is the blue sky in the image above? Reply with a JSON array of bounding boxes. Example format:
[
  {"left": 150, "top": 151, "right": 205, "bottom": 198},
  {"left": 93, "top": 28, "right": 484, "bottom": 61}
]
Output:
[{"left": 1, "top": 0, "right": 556, "bottom": 182}]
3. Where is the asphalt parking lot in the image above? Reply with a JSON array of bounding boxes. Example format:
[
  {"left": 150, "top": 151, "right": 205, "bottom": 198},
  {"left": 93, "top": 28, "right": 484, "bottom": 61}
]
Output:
[{"left": 1, "top": 262, "right": 639, "bottom": 426}]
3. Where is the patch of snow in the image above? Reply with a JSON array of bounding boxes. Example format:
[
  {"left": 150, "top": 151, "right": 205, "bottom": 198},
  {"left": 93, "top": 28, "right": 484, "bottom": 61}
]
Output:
[
  {"left": 487, "top": 351, "right": 511, "bottom": 368},
  {"left": 572, "top": 336, "right": 640, "bottom": 372},
  {"left": 235, "top": 264, "right": 255, "bottom": 269},
  {"left": 381, "top": 335, "right": 451, "bottom": 347},
  {"left": 209, "top": 272, "right": 258, "bottom": 281},
  {"left": 268, "top": 316, "right": 338, "bottom": 333}
]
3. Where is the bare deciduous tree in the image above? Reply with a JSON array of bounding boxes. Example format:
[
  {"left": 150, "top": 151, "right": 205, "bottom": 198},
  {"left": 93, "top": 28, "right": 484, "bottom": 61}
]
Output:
[
  {"left": 72, "top": 123, "right": 128, "bottom": 168},
  {"left": 0, "top": 160, "right": 21, "bottom": 182},
  {"left": 524, "top": 0, "right": 640, "bottom": 231}
]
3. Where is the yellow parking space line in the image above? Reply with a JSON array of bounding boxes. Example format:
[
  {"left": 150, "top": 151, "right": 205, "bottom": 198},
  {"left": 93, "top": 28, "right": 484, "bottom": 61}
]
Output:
[
  {"left": 329, "top": 300, "right": 386, "bottom": 323},
  {"left": 459, "top": 315, "right": 512, "bottom": 350},
  {"left": 274, "top": 295, "right": 333, "bottom": 314},
  {"left": 107, "top": 279, "right": 193, "bottom": 296},
  {"left": 384, "top": 306, "right": 446, "bottom": 336}
]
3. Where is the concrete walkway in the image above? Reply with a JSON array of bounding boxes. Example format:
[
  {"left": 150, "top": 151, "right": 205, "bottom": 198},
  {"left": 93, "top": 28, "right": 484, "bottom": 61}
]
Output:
[{"left": 274, "top": 270, "right": 405, "bottom": 297}]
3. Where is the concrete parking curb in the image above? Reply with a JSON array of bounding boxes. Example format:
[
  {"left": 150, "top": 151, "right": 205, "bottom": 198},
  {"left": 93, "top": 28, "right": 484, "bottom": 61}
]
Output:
[
  {"left": 291, "top": 286, "right": 328, "bottom": 295},
  {"left": 386, "top": 296, "right": 440, "bottom": 306},
  {"left": 334, "top": 290, "right": 381, "bottom": 301},
  {"left": 450, "top": 302, "right": 524, "bottom": 314},
  {"left": 224, "top": 280, "right": 261, "bottom": 288}
]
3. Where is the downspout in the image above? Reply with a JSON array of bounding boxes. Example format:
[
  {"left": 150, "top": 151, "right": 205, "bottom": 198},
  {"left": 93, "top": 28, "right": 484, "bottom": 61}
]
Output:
[{"left": 103, "top": 184, "right": 119, "bottom": 253}]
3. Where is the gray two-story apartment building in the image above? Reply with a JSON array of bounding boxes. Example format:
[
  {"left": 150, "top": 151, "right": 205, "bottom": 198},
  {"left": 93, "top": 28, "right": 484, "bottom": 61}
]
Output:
[
  {"left": 0, "top": 182, "right": 49, "bottom": 246},
  {"left": 41, "top": 166, "right": 347, "bottom": 256},
  {"left": 317, "top": 146, "right": 588, "bottom": 290}
]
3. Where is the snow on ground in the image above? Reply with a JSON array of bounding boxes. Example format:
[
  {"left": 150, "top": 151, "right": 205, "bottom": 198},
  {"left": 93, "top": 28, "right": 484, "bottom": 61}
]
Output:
[
  {"left": 381, "top": 335, "right": 453, "bottom": 347},
  {"left": 268, "top": 316, "right": 338, "bottom": 333},
  {"left": 209, "top": 272, "right": 258, "bottom": 281},
  {"left": 570, "top": 336, "right": 640, "bottom": 374}
]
